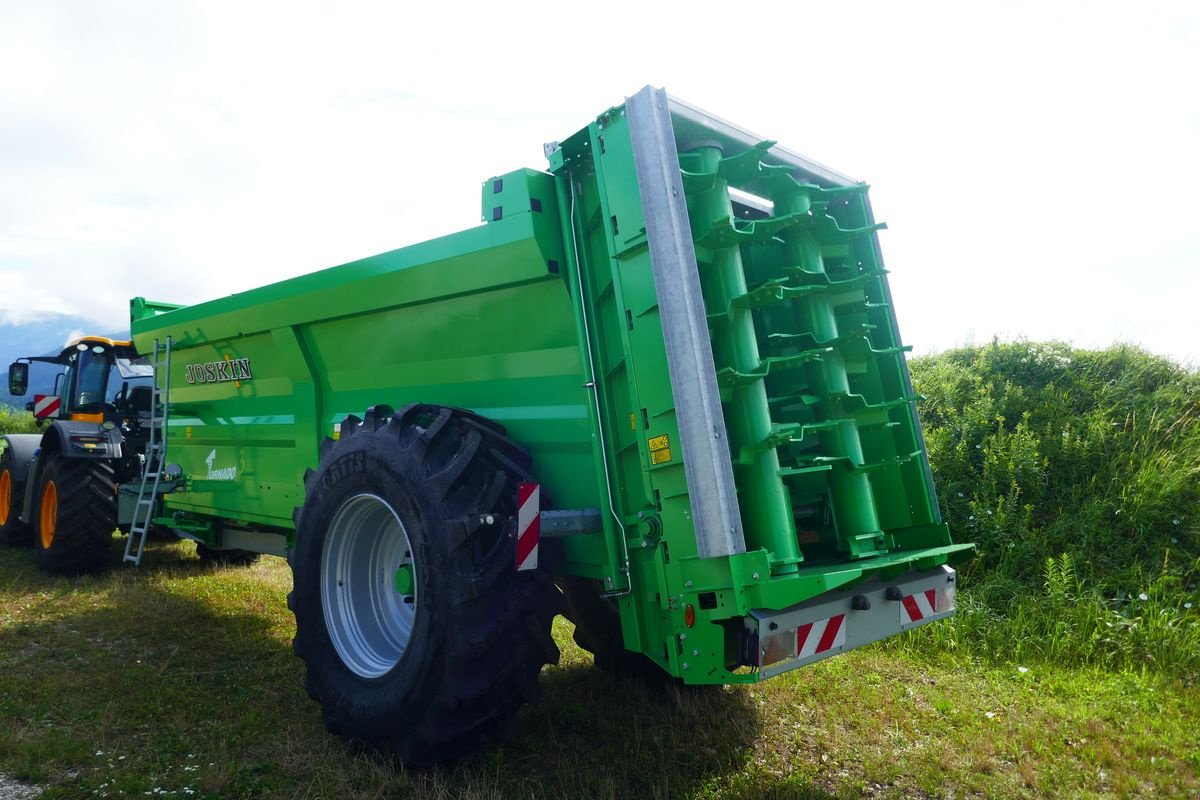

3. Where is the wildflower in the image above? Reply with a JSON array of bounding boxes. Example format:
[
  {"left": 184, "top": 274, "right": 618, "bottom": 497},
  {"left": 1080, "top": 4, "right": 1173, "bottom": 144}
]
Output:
[
  {"left": 957, "top": 492, "right": 964, "bottom": 498},
  {"left": 985, "top": 711, "right": 996, "bottom": 718},
  {"left": 1186, "top": 602, "right": 1194, "bottom": 610},
  {"left": 1017, "top": 666, "right": 1029, "bottom": 673},
  {"left": 1173, "top": 519, "right": 1181, "bottom": 526},
  {"left": 1138, "top": 593, "right": 1149, "bottom": 601}
]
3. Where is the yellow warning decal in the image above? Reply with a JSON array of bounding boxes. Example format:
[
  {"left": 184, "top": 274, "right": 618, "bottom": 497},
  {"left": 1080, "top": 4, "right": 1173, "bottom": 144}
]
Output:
[
  {"left": 629, "top": 413, "right": 637, "bottom": 431},
  {"left": 647, "top": 434, "right": 671, "bottom": 465}
]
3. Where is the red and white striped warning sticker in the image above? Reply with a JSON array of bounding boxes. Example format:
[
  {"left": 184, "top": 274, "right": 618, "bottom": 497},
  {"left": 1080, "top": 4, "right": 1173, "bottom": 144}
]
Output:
[
  {"left": 796, "top": 613, "right": 846, "bottom": 659},
  {"left": 901, "top": 589, "right": 939, "bottom": 623},
  {"left": 33, "top": 395, "right": 61, "bottom": 419},
  {"left": 515, "top": 482, "right": 540, "bottom": 572}
]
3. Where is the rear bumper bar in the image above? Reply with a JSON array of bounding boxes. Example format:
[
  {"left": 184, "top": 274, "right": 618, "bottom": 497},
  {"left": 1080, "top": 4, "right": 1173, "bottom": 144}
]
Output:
[{"left": 747, "top": 565, "right": 957, "bottom": 679}]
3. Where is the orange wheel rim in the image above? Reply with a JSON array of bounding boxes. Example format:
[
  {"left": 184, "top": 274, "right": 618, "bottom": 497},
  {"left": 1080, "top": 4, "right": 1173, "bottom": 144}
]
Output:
[
  {"left": 0, "top": 469, "right": 10, "bottom": 526},
  {"left": 39, "top": 480, "right": 57, "bottom": 549}
]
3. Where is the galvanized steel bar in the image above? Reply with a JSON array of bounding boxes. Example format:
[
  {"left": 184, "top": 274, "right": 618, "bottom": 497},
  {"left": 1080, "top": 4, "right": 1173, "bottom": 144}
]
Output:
[{"left": 625, "top": 85, "right": 746, "bottom": 560}]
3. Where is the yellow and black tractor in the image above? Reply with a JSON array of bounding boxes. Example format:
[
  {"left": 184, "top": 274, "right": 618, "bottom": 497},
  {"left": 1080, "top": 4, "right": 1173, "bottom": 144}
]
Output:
[{"left": 0, "top": 336, "right": 154, "bottom": 573}]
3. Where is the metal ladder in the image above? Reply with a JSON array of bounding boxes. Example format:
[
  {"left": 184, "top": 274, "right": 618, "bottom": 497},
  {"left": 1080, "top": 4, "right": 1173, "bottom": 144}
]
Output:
[{"left": 124, "top": 336, "right": 171, "bottom": 565}]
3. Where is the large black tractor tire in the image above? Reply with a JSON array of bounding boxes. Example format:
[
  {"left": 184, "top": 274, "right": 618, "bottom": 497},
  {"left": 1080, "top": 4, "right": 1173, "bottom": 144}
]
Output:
[
  {"left": 560, "top": 575, "right": 667, "bottom": 680},
  {"left": 0, "top": 448, "right": 32, "bottom": 546},
  {"left": 196, "top": 543, "right": 261, "bottom": 567},
  {"left": 34, "top": 453, "right": 117, "bottom": 575},
  {"left": 289, "top": 403, "right": 562, "bottom": 767}
]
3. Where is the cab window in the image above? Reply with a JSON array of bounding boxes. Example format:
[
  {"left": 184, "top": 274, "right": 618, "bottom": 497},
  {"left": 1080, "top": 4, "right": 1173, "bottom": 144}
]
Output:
[{"left": 72, "top": 347, "right": 111, "bottom": 415}]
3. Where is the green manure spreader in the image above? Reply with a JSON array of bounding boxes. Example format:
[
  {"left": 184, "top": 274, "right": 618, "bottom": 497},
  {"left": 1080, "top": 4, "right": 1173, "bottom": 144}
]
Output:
[{"left": 2, "top": 87, "right": 973, "bottom": 765}]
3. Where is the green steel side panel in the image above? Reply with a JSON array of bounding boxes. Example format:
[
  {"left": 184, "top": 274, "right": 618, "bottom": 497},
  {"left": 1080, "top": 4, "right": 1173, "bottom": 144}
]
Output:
[{"left": 132, "top": 171, "right": 603, "bottom": 531}]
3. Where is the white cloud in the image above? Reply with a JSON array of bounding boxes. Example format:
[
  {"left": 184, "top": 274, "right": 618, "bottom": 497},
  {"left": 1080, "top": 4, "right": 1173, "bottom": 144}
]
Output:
[{"left": 1, "top": 1, "right": 1197, "bottom": 362}]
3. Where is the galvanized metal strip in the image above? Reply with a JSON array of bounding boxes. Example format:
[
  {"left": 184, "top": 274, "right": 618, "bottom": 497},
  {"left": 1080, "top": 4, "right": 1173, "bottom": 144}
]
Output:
[
  {"left": 752, "top": 566, "right": 958, "bottom": 678},
  {"left": 625, "top": 85, "right": 746, "bottom": 559},
  {"left": 539, "top": 508, "right": 603, "bottom": 538}
]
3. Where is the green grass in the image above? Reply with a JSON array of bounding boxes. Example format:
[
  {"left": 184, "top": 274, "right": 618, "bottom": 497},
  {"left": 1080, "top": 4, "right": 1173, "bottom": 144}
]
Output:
[
  {"left": 3, "top": 342, "right": 1198, "bottom": 796},
  {"left": 0, "top": 540, "right": 1196, "bottom": 799}
]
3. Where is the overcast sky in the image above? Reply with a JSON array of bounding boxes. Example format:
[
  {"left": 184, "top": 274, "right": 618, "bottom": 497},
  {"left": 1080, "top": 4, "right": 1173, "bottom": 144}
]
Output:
[{"left": 2, "top": 1, "right": 1197, "bottom": 365}]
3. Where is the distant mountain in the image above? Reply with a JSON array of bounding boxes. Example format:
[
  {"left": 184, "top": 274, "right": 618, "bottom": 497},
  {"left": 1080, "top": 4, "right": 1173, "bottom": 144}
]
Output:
[{"left": 0, "top": 314, "right": 128, "bottom": 409}]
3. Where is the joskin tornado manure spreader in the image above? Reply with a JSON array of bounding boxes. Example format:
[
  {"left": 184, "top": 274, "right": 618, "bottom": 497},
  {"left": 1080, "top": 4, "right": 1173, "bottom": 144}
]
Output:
[{"left": 2, "top": 86, "right": 973, "bottom": 764}]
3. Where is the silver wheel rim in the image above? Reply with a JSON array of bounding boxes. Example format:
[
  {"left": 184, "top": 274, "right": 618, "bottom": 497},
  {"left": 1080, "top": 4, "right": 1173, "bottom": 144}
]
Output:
[{"left": 320, "top": 493, "right": 417, "bottom": 679}]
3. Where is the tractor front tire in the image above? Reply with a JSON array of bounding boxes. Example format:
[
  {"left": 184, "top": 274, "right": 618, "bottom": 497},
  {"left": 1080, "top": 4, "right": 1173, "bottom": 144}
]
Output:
[
  {"left": 0, "top": 448, "right": 32, "bottom": 546},
  {"left": 34, "top": 453, "right": 117, "bottom": 575},
  {"left": 289, "top": 403, "right": 561, "bottom": 766}
]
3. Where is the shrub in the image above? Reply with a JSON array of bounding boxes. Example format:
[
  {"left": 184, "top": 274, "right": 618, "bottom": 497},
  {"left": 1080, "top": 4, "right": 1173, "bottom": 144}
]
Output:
[
  {"left": 0, "top": 405, "right": 37, "bottom": 435},
  {"left": 911, "top": 340, "right": 1200, "bottom": 590}
]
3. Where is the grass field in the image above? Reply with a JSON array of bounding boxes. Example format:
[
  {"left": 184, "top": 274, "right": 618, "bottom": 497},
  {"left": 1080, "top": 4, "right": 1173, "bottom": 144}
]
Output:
[{"left": 1, "top": 539, "right": 1196, "bottom": 800}]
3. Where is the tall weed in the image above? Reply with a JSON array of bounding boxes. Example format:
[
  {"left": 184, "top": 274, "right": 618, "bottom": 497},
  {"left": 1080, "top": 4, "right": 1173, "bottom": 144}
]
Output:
[{"left": 889, "top": 553, "right": 1200, "bottom": 679}]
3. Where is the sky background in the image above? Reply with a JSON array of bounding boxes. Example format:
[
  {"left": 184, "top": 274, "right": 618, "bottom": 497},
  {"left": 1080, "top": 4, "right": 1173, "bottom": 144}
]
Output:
[{"left": 2, "top": 1, "right": 1197, "bottom": 365}]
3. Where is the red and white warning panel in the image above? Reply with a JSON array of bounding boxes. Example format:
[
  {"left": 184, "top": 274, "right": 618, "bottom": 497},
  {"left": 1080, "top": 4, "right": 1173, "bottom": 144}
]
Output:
[
  {"left": 33, "top": 394, "right": 62, "bottom": 419},
  {"left": 901, "top": 588, "right": 939, "bottom": 625},
  {"left": 797, "top": 614, "right": 847, "bottom": 659},
  {"left": 515, "top": 482, "right": 540, "bottom": 572},
  {"left": 749, "top": 565, "right": 957, "bottom": 679}
]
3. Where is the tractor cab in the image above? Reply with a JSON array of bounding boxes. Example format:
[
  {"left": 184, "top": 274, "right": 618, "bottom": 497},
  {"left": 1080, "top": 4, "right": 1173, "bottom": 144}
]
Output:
[{"left": 8, "top": 337, "right": 155, "bottom": 427}]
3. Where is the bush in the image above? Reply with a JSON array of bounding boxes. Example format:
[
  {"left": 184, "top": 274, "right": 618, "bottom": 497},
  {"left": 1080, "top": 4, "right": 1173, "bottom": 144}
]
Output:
[
  {"left": 900, "top": 341, "right": 1200, "bottom": 678},
  {"left": 911, "top": 340, "right": 1200, "bottom": 589},
  {"left": 0, "top": 405, "right": 36, "bottom": 435}
]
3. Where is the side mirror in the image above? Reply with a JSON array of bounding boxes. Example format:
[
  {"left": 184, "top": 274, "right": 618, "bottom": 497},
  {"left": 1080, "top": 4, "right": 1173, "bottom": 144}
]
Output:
[{"left": 8, "top": 362, "right": 28, "bottom": 396}]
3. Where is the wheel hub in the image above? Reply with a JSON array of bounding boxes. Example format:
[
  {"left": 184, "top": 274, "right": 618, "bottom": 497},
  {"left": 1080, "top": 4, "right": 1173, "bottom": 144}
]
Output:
[
  {"left": 0, "top": 468, "right": 11, "bottom": 526},
  {"left": 320, "top": 493, "right": 417, "bottom": 679},
  {"left": 39, "top": 480, "right": 57, "bottom": 550}
]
